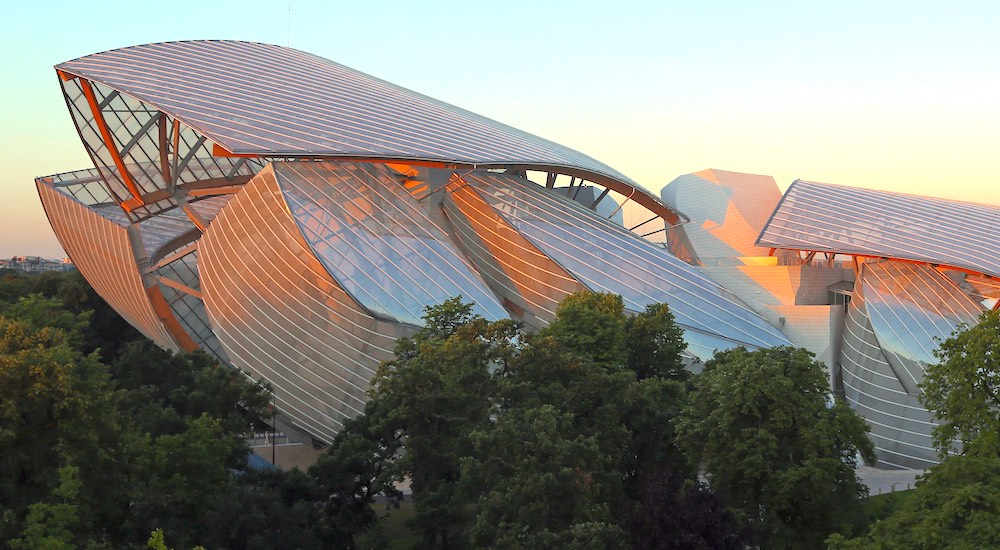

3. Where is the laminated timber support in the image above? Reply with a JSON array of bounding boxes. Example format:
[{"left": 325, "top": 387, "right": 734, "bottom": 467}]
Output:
[{"left": 78, "top": 78, "right": 145, "bottom": 210}]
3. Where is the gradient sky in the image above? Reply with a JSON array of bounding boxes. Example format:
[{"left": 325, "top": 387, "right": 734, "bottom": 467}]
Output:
[{"left": 3, "top": 0, "right": 998, "bottom": 258}]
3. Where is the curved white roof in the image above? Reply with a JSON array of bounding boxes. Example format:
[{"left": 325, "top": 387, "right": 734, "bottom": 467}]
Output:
[
  {"left": 56, "top": 40, "right": 639, "bottom": 190},
  {"left": 757, "top": 179, "right": 1000, "bottom": 278}
]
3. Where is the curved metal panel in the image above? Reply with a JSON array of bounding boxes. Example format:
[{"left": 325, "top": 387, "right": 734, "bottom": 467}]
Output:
[
  {"left": 273, "top": 161, "right": 508, "bottom": 326},
  {"left": 36, "top": 179, "right": 179, "bottom": 351},
  {"left": 451, "top": 171, "right": 791, "bottom": 360},
  {"left": 757, "top": 180, "right": 1000, "bottom": 277},
  {"left": 54, "top": 41, "right": 658, "bottom": 201},
  {"left": 840, "top": 260, "right": 981, "bottom": 469},
  {"left": 199, "top": 164, "right": 409, "bottom": 442}
]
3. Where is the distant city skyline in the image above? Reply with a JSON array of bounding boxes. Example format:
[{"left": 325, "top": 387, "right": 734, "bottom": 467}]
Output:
[{"left": 4, "top": 0, "right": 999, "bottom": 257}]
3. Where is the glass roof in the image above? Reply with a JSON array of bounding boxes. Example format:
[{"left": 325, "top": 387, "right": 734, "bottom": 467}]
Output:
[
  {"left": 459, "top": 171, "right": 791, "bottom": 357},
  {"left": 758, "top": 180, "right": 1000, "bottom": 277},
  {"left": 56, "top": 41, "right": 640, "bottom": 191}
]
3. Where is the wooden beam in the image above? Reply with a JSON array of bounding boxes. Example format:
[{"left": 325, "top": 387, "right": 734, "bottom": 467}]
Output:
[{"left": 78, "top": 78, "right": 145, "bottom": 209}]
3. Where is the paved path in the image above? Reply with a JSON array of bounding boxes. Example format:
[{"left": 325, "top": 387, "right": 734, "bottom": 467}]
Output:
[{"left": 858, "top": 465, "right": 924, "bottom": 495}]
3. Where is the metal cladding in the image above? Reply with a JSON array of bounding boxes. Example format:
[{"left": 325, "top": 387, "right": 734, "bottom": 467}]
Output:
[
  {"left": 661, "top": 169, "right": 783, "bottom": 264},
  {"left": 199, "top": 164, "right": 411, "bottom": 441},
  {"left": 841, "top": 261, "right": 982, "bottom": 469},
  {"left": 757, "top": 179, "right": 1000, "bottom": 278},
  {"left": 37, "top": 176, "right": 180, "bottom": 351},
  {"left": 756, "top": 180, "right": 998, "bottom": 469}
]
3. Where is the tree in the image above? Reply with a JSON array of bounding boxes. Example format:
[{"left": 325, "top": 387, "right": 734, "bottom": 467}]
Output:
[
  {"left": 462, "top": 404, "right": 626, "bottom": 550},
  {"left": 460, "top": 293, "right": 692, "bottom": 549},
  {"left": 311, "top": 292, "right": 697, "bottom": 548},
  {"left": 921, "top": 309, "right": 1000, "bottom": 457},
  {"left": 124, "top": 414, "right": 246, "bottom": 547},
  {"left": 625, "top": 303, "right": 687, "bottom": 381},
  {"left": 0, "top": 313, "right": 120, "bottom": 542},
  {"left": 828, "top": 454, "right": 1000, "bottom": 549},
  {"left": 366, "top": 297, "right": 520, "bottom": 548},
  {"left": 112, "top": 339, "right": 272, "bottom": 442},
  {"left": 204, "top": 468, "right": 325, "bottom": 550},
  {"left": 676, "top": 346, "right": 876, "bottom": 549},
  {"left": 309, "top": 410, "right": 403, "bottom": 549},
  {"left": 625, "top": 468, "right": 748, "bottom": 550}
]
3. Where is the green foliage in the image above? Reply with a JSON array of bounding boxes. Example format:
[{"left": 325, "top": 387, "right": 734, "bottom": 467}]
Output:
[
  {"left": 0, "top": 270, "right": 279, "bottom": 547},
  {"left": 625, "top": 468, "right": 748, "bottom": 550},
  {"left": 126, "top": 415, "right": 244, "bottom": 545},
  {"left": 921, "top": 309, "right": 1000, "bottom": 457},
  {"left": 677, "top": 346, "right": 876, "bottom": 549},
  {"left": 462, "top": 404, "right": 626, "bottom": 549},
  {"left": 0, "top": 270, "right": 141, "bottom": 361},
  {"left": 368, "top": 297, "right": 521, "bottom": 547},
  {"left": 311, "top": 292, "right": 715, "bottom": 549},
  {"left": 9, "top": 467, "right": 82, "bottom": 550},
  {"left": 829, "top": 455, "right": 1000, "bottom": 549},
  {"left": 309, "top": 411, "right": 403, "bottom": 549},
  {"left": 0, "top": 313, "right": 119, "bottom": 541},
  {"left": 112, "top": 339, "right": 272, "bottom": 443},
  {"left": 205, "top": 468, "right": 325, "bottom": 550},
  {"left": 625, "top": 303, "right": 688, "bottom": 381}
]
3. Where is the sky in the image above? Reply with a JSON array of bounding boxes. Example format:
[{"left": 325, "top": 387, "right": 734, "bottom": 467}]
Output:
[{"left": 2, "top": 0, "right": 999, "bottom": 258}]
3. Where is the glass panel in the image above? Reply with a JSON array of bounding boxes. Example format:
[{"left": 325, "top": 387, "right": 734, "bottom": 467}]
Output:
[
  {"left": 862, "top": 261, "right": 982, "bottom": 392},
  {"left": 459, "top": 171, "right": 791, "bottom": 356},
  {"left": 278, "top": 162, "right": 508, "bottom": 326},
  {"left": 759, "top": 180, "right": 1000, "bottom": 278}
]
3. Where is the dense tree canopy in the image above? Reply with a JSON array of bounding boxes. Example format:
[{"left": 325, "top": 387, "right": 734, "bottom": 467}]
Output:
[
  {"left": 0, "top": 271, "right": 275, "bottom": 547},
  {"left": 20, "top": 268, "right": 987, "bottom": 549},
  {"left": 676, "top": 346, "right": 876, "bottom": 549},
  {"left": 313, "top": 292, "right": 749, "bottom": 549},
  {"left": 828, "top": 453, "right": 1000, "bottom": 549}
]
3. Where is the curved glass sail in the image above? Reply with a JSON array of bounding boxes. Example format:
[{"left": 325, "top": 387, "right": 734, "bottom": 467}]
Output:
[
  {"left": 454, "top": 171, "right": 791, "bottom": 358},
  {"left": 862, "top": 261, "right": 982, "bottom": 394},
  {"left": 276, "top": 161, "right": 508, "bottom": 326},
  {"left": 837, "top": 259, "right": 984, "bottom": 469}
]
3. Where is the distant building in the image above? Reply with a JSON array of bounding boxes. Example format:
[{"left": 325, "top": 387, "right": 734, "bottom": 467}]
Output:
[{"left": 0, "top": 256, "right": 74, "bottom": 273}]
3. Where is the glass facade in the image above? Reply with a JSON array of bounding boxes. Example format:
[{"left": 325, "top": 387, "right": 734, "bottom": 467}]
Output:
[
  {"left": 840, "top": 260, "right": 982, "bottom": 469},
  {"left": 451, "top": 171, "right": 792, "bottom": 359},
  {"left": 199, "top": 164, "right": 406, "bottom": 442},
  {"left": 276, "top": 161, "right": 508, "bottom": 326}
]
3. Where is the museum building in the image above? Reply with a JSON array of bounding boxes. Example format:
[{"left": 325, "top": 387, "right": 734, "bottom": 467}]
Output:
[{"left": 37, "top": 41, "right": 1000, "bottom": 469}]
